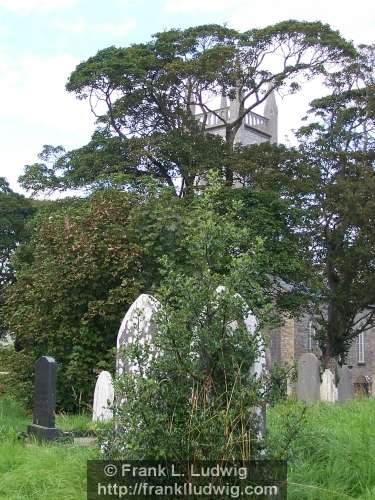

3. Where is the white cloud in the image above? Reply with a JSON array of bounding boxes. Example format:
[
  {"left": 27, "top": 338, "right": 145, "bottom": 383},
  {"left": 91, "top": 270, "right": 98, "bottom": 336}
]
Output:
[
  {"left": 228, "top": 0, "right": 374, "bottom": 43},
  {"left": 55, "top": 19, "right": 136, "bottom": 36},
  {"left": 96, "top": 21, "right": 136, "bottom": 36},
  {"left": 164, "top": 0, "right": 228, "bottom": 12},
  {"left": 0, "top": 51, "right": 92, "bottom": 128},
  {"left": 0, "top": 51, "right": 95, "bottom": 191},
  {"left": 55, "top": 20, "right": 86, "bottom": 33},
  {"left": 164, "top": 0, "right": 374, "bottom": 44},
  {"left": 0, "top": 0, "right": 75, "bottom": 12}
]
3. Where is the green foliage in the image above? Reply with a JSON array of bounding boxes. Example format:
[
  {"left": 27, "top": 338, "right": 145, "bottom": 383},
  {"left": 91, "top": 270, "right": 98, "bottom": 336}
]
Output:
[
  {"left": 5, "top": 173, "right": 306, "bottom": 412},
  {"left": 0, "top": 178, "right": 35, "bottom": 338},
  {"left": 4, "top": 190, "right": 142, "bottom": 411},
  {"left": 107, "top": 174, "right": 277, "bottom": 460},
  {"left": 20, "top": 21, "right": 355, "bottom": 195}
]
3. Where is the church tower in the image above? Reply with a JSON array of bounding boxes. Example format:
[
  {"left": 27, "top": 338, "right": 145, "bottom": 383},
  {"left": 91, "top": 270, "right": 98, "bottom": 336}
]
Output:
[
  {"left": 196, "top": 88, "right": 278, "bottom": 146},
  {"left": 264, "top": 88, "right": 278, "bottom": 144}
]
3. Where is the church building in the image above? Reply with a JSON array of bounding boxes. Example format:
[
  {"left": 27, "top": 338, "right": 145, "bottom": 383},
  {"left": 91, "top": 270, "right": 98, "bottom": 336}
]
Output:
[{"left": 199, "top": 90, "right": 374, "bottom": 395}]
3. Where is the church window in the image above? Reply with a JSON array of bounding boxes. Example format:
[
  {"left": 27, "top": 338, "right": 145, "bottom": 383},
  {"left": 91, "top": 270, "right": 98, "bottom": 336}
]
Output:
[{"left": 358, "top": 332, "right": 365, "bottom": 364}]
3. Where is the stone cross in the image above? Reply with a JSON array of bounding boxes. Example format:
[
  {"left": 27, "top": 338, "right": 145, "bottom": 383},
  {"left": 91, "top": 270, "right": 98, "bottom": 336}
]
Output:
[
  {"left": 337, "top": 366, "right": 353, "bottom": 401},
  {"left": 297, "top": 353, "right": 320, "bottom": 404},
  {"left": 27, "top": 356, "right": 62, "bottom": 441},
  {"left": 320, "top": 368, "right": 337, "bottom": 402},
  {"left": 92, "top": 371, "right": 114, "bottom": 422}
]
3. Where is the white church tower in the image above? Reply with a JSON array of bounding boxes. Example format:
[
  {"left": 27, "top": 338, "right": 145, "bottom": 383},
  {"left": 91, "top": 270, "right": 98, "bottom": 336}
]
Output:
[{"left": 196, "top": 89, "right": 278, "bottom": 146}]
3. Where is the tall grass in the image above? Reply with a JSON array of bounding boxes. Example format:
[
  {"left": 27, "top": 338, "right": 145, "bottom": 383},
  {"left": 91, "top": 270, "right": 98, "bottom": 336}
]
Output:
[
  {"left": 1, "top": 396, "right": 375, "bottom": 499},
  {"left": 269, "top": 398, "right": 375, "bottom": 499},
  {"left": 0, "top": 397, "right": 96, "bottom": 500}
]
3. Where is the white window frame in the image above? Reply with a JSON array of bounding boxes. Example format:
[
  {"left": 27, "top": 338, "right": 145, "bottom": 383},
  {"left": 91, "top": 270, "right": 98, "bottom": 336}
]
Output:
[
  {"left": 358, "top": 332, "right": 365, "bottom": 364},
  {"left": 308, "top": 320, "right": 314, "bottom": 352}
]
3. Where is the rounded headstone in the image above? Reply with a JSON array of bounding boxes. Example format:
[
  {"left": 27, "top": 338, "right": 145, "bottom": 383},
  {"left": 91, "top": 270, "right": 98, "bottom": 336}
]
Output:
[
  {"left": 320, "top": 368, "right": 337, "bottom": 402},
  {"left": 116, "top": 294, "right": 161, "bottom": 376},
  {"left": 92, "top": 371, "right": 114, "bottom": 422}
]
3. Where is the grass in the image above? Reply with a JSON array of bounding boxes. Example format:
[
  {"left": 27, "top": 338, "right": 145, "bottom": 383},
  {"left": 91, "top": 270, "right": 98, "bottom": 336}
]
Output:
[
  {"left": 0, "top": 397, "right": 97, "bottom": 500},
  {"left": 1, "top": 396, "right": 375, "bottom": 499},
  {"left": 268, "top": 397, "right": 375, "bottom": 499}
]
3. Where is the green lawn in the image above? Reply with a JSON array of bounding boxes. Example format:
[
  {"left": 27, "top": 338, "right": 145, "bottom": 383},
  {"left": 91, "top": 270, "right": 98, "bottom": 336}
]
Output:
[
  {"left": 1, "top": 396, "right": 375, "bottom": 499},
  {"left": 0, "top": 397, "right": 96, "bottom": 500}
]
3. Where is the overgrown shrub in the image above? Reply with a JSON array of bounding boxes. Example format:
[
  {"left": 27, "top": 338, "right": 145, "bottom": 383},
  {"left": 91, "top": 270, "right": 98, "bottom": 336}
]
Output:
[{"left": 105, "top": 175, "right": 285, "bottom": 460}]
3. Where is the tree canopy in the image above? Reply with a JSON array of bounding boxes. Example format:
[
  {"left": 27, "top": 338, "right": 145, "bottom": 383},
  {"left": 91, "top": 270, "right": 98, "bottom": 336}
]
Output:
[
  {"left": 0, "top": 178, "right": 35, "bottom": 338},
  {"left": 20, "top": 21, "right": 356, "bottom": 195},
  {"left": 234, "top": 45, "right": 375, "bottom": 365}
]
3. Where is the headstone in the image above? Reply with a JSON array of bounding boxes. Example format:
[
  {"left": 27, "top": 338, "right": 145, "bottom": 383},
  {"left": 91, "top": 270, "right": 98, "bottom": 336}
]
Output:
[
  {"left": 297, "top": 353, "right": 320, "bottom": 404},
  {"left": 116, "top": 294, "right": 161, "bottom": 376},
  {"left": 92, "top": 371, "right": 114, "bottom": 422},
  {"left": 354, "top": 375, "right": 370, "bottom": 396},
  {"left": 245, "top": 310, "right": 267, "bottom": 444},
  {"left": 215, "top": 286, "right": 267, "bottom": 377},
  {"left": 27, "top": 356, "right": 62, "bottom": 441},
  {"left": 320, "top": 368, "right": 337, "bottom": 402},
  {"left": 337, "top": 366, "right": 353, "bottom": 401},
  {"left": 216, "top": 286, "right": 267, "bottom": 442},
  {"left": 244, "top": 309, "right": 267, "bottom": 379}
]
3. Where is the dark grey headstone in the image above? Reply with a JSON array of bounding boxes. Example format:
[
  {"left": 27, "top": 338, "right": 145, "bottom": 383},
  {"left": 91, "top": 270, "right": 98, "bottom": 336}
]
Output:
[
  {"left": 33, "top": 356, "right": 56, "bottom": 427},
  {"left": 27, "top": 356, "right": 62, "bottom": 441},
  {"left": 297, "top": 353, "right": 320, "bottom": 404},
  {"left": 338, "top": 366, "right": 353, "bottom": 402}
]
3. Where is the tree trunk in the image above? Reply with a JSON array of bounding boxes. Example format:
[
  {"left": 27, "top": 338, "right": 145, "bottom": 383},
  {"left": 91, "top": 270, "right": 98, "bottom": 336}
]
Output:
[{"left": 225, "top": 125, "right": 241, "bottom": 186}]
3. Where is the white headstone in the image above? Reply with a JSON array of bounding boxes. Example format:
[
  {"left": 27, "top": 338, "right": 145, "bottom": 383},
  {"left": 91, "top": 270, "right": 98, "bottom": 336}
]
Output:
[
  {"left": 116, "top": 294, "right": 161, "bottom": 376},
  {"left": 320, "top": 368, "right": 337, "bottom": 402},
  {"left": 215, "top": 286, "right": 266, "bottom": 377},
  {"left": 92, "top": 371, "right": 114, "bottom": 422},
  {"left": 215, "top": 286, "right": 267, "bottom": 441}
]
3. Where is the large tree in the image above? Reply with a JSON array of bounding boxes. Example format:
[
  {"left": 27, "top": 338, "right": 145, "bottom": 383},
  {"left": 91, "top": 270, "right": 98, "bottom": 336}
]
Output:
[
  {"left": 0, "top": 178, "right": 34, "bottom": 338},
  {"left": 297, "top": 45, "right": 375, "bottom": 366},
  {"left": 20, "top": 21, "right": 356, "bottom": 195},
  {"left": 234, "top": 45, "right": 375, "bottom": 366}
]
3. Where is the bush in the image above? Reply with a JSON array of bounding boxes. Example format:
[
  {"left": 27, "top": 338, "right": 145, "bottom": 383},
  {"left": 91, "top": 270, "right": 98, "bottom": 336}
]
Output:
[
  {"left": 4, "top": 190, "right": 142, "bottom": 411},
  {"left": 105, "top": 174, "right": 283, "bottom": 460}
]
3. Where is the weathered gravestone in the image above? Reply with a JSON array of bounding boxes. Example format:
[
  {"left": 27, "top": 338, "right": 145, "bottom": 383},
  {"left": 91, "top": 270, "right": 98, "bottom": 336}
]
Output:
[
  {"left": 297, "top": 353, "right": 320, "bottom": 404},
  {"left": 27, "top": 356, "right": 62, "bottom": 441},
  {"left": 354, "top": 375, "right": 370, "bottom": 396},
  {"left": 216, "top": 286, "right": 267, "bottom": 441},
  {"left": 338, "top": 366, "right": 353, "bottom": 401},
  {"left": 243, "top": 305, "right": 268, "bottom": 440},
  {"left": 320, "top": 368, "right": 337, "bottom": 402},
  {"left": 116, "top": 294, "right": 161, "bottom": 376},
  {"left": 93, "top": 371, "right": 114, "bottom": 422}
]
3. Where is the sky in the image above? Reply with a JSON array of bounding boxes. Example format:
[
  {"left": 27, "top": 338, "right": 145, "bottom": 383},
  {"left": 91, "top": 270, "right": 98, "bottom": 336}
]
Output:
[{"left": 0, "top": 0, "right": 374, "bottom": 193}]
